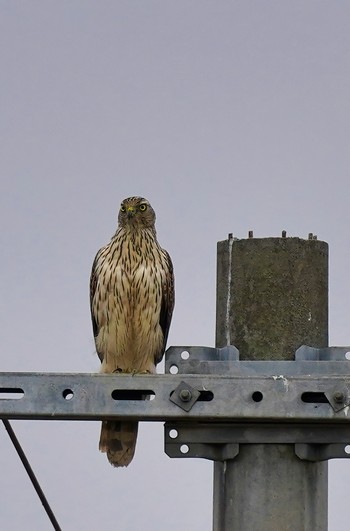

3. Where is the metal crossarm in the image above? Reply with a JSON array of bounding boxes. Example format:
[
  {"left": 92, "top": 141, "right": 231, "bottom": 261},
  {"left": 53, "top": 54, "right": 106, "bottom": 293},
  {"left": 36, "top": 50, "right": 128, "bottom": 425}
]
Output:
[
  {"left": 0, "top": 364, "right": 350, "bottom": 423},
  {"left": 1, "top": 345, "right": 350, "bottom": 463}
]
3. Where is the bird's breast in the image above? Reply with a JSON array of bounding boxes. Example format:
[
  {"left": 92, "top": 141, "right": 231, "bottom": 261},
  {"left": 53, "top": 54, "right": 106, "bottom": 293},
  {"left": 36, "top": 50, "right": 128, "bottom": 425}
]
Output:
[{"left": 96, "top": 246, "right": 164, "bottom": 322}]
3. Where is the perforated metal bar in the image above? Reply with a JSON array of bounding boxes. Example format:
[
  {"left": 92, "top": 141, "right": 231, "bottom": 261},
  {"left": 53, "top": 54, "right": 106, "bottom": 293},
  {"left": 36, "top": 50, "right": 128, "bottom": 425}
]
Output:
[{"left": 0, "top": 369, "right": 350, "bottom": 422}]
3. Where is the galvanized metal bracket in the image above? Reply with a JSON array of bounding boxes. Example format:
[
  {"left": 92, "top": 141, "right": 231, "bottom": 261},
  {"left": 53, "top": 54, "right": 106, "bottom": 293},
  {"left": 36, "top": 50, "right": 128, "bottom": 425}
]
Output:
[
  {"left": 164, "top": 423, "right": 350, "bottom": 462},
  {"left": 295, "top": 443, "right": 350, "bottom": 461},
  {"left": 165, "top": 423, "right": 239, "bottom": 460},
  {"left": 296, "top": 345, "right": 350, "bottom": 361},
  {"left": 164, "top": 344, "right": 350, "bottom": 462}
]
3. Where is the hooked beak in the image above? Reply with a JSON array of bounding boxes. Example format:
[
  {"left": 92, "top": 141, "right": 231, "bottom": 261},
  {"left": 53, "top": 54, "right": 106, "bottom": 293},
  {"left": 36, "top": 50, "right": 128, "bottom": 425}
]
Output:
[{"left": 127, "top": 206, "right": 136, "bottom": 219}]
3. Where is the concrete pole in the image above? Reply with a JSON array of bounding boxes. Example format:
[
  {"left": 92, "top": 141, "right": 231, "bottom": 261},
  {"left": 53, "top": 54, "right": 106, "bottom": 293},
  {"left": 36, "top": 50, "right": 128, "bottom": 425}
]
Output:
[{"left": 214, "top": 236, "right": 328, "bottom": 531}]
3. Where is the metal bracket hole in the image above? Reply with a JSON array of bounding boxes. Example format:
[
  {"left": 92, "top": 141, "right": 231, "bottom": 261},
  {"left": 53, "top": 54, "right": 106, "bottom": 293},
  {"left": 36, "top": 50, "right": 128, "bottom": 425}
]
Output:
[
  {"left": 0, "top": 388, "right": 24, "bottom": 400},
  {"left": 169, "top": 429, "right": 178, "bottom": 439},
  {"left": 62, "top": 389, "right": 74, "bottom": 400},
  {"left": 180, "top": 444, "right": 189, "bottom": 454},
  {"left": 198, "top": 390, "right": 214, "bottom": 402},
  {"left": 345, "top": 352, "right": 350, "bottom": 360},
  {"left": 345, "top": 445, "right": 350, "bottom": 455},
  {"left": 301, "top": 392, "right": 329, "bottom": 403},
  {"left": 169, "top": 365, "right": 179, "bottom": 374},
  {"left": 252, "top": 391, "right": 263, "bottom": 402},
  {"left": 181, "top": 350, "right": 190, "bottom": 360},
  {"left": 111, "top": 390, "right": 155, "bottom": 400}
]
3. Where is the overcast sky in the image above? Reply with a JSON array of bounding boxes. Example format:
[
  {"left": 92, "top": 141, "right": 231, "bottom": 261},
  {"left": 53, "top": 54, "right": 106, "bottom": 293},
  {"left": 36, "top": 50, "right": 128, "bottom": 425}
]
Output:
[{"left": 1, "top": 2, "right": 350, "bottom": 530}]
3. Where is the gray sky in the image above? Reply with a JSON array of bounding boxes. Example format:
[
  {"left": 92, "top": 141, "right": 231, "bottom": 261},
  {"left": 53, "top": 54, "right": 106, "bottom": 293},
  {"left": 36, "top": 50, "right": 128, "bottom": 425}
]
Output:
[{"left": 1, "top": 1, "right": 350, "bottom": 529}]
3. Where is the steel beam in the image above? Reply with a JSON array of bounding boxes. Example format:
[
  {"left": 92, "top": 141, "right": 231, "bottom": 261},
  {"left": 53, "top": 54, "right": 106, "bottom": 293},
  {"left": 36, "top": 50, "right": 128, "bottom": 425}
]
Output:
[{"left": 0, "top": 368, "right": 350, "bottom": 422}]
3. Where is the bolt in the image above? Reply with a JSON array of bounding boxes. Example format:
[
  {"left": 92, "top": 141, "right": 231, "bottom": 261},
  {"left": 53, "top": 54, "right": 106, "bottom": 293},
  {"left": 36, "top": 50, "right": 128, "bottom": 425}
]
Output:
[
  {"left": 333, "top": 391, "right": 345, "bottom": 403},
  {"left": 179, "top": 389, "right": 192, "bottom": 402}
]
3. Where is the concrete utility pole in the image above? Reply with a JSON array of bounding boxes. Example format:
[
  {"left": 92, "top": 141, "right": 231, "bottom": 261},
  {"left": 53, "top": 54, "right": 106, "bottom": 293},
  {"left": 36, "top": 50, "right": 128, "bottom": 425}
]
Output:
[
  {"left": 214, "top": 235, "right": 328, "bottom": 531},
  {"left": 214, "top": 237, "right": 328, "bottom": 531}
]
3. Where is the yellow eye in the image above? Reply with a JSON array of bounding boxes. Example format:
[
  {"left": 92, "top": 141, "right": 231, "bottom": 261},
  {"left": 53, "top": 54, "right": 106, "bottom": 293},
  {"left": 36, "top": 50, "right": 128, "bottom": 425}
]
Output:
[
  {"left": 139, "top": 204, "right": 147, "bottom": 212},
  {"left": 120, "top": 205, "right": 126, "bottom": 212}
]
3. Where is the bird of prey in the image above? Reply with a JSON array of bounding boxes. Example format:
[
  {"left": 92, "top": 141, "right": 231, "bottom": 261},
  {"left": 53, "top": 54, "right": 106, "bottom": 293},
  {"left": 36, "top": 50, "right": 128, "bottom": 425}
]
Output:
[{"left": 90, "top": 196, "right": 174, "bottom": 467}]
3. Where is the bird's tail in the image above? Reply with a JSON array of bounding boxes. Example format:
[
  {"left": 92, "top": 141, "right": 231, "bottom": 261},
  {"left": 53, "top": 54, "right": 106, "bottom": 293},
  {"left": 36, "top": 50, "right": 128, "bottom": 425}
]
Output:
[{"left": 99, "top": 420, "right": 139, "bottom": 467}]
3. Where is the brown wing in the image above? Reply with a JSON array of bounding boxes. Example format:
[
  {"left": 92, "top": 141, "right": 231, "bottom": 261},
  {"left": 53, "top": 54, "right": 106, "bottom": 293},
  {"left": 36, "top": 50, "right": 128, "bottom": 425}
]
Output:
[
  {"left": 89, "top": 249, "right": 105, "bottom": 362},
  {"left": 156, "top": 248, "right": 175, "bottom": 364}
]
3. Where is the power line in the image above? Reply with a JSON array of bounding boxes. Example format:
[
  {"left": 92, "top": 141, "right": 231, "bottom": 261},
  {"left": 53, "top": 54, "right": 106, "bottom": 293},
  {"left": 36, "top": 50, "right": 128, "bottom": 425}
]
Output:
[{"left": 2, "top": 419, "right": 62, "bottom": 531}]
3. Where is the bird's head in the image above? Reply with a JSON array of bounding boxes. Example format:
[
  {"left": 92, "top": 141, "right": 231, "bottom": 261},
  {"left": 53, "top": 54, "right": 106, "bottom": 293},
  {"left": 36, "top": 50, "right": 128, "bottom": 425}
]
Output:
[{"left": 118, "top": 197, "right": 156, "bottom": 230}]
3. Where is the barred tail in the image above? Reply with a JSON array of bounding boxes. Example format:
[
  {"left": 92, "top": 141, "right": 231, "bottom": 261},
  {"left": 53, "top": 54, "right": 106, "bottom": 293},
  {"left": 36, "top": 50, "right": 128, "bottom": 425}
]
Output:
[{"left": 99, "top": 420, "right": 138, "bottom": 467}]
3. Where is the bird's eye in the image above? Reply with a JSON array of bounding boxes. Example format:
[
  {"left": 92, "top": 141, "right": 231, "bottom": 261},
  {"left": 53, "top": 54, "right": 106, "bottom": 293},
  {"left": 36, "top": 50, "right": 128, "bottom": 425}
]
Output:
[
  {"left": 139, "top": 204, "right": 147, "bottom": 212},
  {"left": 120, "top": 206, "right": 126, "bottom": 212}
]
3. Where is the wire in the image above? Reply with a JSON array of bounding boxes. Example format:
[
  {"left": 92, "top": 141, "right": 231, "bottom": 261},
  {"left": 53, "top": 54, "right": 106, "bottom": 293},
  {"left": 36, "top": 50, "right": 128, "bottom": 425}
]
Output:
[{"left": 2, "top": 419, "right": 62, "bottom": 531}]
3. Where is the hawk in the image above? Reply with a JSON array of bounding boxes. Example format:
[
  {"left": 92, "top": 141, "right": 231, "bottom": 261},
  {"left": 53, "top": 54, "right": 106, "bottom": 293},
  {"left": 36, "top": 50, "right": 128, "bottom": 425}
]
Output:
[{"left": 90, "top": 196, "right": 174, "bottom": 467}]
